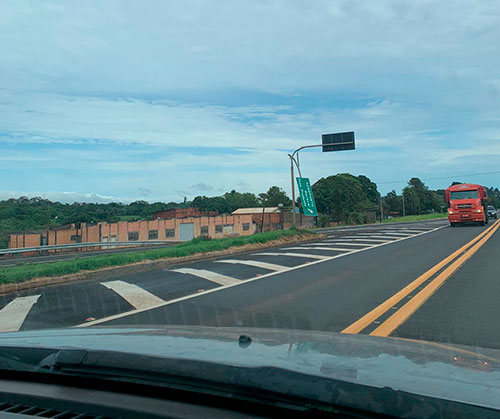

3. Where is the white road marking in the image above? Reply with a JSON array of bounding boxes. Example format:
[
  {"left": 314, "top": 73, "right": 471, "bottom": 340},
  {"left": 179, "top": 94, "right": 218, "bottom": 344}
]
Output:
[
  {"left": 378, "top": 232, "right": 414, "bottom": 236},
  {"left": 322, "top": 242, "right": 375, "bottom": 247},
  {"left": 0, "top": 295, "right": 40, "bottom": 332},
  {"left": 101, "top": 281, "right": 165, "bottom": 310},
  {"left": 397, "top": 228, "right": 430, "bottom": 231},
  {"left": 284, "top": 246, "right": 353, "bottom": 252},
  {"left": 253, "top": 252, "right": 328, "bottom": 260},
  {"left": 348, "top": 235, "right": 400, "bottom": 239},
  {"left": 352, "top": 238, "right": 393, "bottom": 243},
  {"left": 171, "top": 268, "right": 240, "bottom": 286},
  {"left": 217, "top": 259, "right": 287, "bottom": 272},
  {"left": 384, "top": 229, "right": 422, "bottom": 234},
  {"left": 78, "top": 226, "right": 445, "bottom": 328}
]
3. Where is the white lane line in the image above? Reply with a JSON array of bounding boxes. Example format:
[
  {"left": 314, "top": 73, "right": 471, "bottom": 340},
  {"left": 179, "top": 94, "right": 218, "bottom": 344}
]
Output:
[
  {"left": 0, "top": 295, "right": 41, "bottom": 333},
  {"left": 349, "top": 235, "right": 401, "bottom": 240},
  {"left": 388, "top": 230, "right": 422, "bottom": 234},
  {"left": 352, "top": 238, "right": 393, "bottom": 243},
  {"left": 350, "top": 232, "right": 404, "bottom": 236},
  {"left": 397, "top": 228, "right": 431, "bottom": 231},
  {"left": 253, "top": 252, "right": 328, "bottom": 260},
  {"left": 217, "top": 259, "right": 287, "bottom": 272},
  {"left": 171, "top": 268, "right": 240, "bottom": 286},
  {"left": 78, "top": 225, "right": 445, "bottom": 328},
  {"left": 284, "top": 246, "right": 353, "bottom": 252},
  {"left": 379, "top": 232, "right": 414, "bottom": 237},
  {"left": 101, "top": 281, "right": 165, "bottom": 310},
  {"left": 322, "top": 242, "right": 375, "bottom": 247}
]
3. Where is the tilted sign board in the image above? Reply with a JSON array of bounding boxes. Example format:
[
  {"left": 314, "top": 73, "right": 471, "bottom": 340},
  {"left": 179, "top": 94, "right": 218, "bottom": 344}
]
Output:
[
  {"left": 322, "top": 131, "right": 355, "bottom": 152},
  {"left": 296, "top": 177, "right": 318, "bottom": 217}
]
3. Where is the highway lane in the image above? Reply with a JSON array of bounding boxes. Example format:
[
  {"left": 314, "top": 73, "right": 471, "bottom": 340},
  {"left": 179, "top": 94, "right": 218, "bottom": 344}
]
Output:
[
  {"left": 0, "top": 219, "right": 441, "bottom": 267},
  {"left": 91, "top": 218, "right": 500, "bottom": 351},
  {"left": 5, "top": 218, "right": 500, "bottom": 353},
  {"left": 0, "top": 220, "right": 444, "bottom": 332}
]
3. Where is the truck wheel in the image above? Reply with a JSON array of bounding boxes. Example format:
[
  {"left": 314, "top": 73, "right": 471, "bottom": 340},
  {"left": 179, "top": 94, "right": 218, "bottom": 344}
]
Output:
[
  {"left": 450, "top": 222, "right": 456, "bottom": 227},
  {"left": 480, "top": 221, "right": 485, "bottom": 226}
]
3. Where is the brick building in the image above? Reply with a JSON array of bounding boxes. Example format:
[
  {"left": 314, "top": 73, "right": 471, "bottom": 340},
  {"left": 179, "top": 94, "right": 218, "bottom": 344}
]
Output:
[{"left": 9, "top": 213, "right": 255, "bottom": 249}]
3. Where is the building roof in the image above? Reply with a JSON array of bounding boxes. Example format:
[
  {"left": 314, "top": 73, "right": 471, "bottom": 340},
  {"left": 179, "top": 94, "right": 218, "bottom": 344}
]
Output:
[{"left": 231, "top": 207, "right": 281, "bottom": 215}]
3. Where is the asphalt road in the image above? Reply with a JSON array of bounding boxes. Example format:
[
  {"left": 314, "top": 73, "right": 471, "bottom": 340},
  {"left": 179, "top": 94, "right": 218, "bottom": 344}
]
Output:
[{"left": 2, "top": 217, "right": 500, "bottom": 352}]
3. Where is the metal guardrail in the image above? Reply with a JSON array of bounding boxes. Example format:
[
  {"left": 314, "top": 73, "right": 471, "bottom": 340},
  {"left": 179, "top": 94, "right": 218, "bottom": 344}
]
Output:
[{"left": 0, "top": 241, "right": 181, "bottom": 256}]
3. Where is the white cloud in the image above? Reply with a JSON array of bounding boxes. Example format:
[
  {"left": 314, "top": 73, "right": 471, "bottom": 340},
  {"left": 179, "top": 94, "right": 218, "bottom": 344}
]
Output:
[
  {"left": 0, "top": 190, "right": 125, "bottom": 204},
  {"left": 1, "top": 0, "right": 500, "bottom": 200}
]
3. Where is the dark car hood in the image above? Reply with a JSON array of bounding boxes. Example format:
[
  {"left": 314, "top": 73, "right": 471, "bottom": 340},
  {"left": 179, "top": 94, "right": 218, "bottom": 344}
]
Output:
[{"left": 1, "top": 326, "right": 500, "bottom": 411}]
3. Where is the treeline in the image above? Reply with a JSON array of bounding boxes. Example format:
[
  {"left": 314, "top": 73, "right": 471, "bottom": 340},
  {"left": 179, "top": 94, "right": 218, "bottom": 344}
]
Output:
[
  {"left": 0, "top": 186, "right": 291, "bottom": 248},
  {"left": 1, "top": 177, "right": 499, "bottom": 248}
]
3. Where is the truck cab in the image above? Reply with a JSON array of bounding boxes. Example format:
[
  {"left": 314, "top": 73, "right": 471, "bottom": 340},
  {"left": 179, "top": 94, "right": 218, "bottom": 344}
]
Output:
[{"left": 445, "top": 184, "right": 488, "bottom": 226}]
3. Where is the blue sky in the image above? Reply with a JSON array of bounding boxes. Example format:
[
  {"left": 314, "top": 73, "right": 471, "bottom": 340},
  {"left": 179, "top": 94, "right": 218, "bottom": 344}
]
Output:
[{"left": 1, "top": 0, "right": 500, "bottom": 203}]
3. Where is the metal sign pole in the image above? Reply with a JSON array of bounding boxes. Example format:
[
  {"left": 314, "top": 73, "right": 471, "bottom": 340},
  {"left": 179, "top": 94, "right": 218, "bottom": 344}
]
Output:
[
  {"left": 290, "top": 155, "right": 296, "bottom": 228},
  {"left": 288, "top": 133, "right": 355, "bottom": 228}
]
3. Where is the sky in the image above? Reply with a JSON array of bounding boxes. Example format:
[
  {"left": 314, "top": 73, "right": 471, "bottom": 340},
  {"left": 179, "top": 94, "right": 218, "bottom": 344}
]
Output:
[{"left": 1, "top": 0, "right": 500, "bottom": 203}]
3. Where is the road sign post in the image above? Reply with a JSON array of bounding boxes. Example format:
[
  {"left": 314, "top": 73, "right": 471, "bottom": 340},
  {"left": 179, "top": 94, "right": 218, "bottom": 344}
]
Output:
[{"left": 288, "top": 132, "right": 355, "bottom": 227}]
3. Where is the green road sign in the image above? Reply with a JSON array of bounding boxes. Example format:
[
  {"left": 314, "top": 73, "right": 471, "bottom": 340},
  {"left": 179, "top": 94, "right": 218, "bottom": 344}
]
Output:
[{"left": 296, "top": 177, "right": 318, "bottom": 217}]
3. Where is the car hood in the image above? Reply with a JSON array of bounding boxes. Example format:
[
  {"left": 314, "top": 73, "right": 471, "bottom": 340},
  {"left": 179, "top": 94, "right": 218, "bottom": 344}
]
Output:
[{"left": 1, "top": 326, "right": 500, "bottom": 411}]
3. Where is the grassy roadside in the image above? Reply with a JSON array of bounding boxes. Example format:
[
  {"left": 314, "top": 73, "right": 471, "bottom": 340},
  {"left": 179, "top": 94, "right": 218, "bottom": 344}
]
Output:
[
  {"left": 0, "top": 229, "right": 315, "bottom": 285},
  {"left": 382, "top": 213, "right": 447, "bottom": 223}
]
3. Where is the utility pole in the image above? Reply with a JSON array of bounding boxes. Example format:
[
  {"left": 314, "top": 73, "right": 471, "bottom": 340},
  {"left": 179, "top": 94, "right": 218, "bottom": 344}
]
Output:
[
  {"left": 402, "top": 190, "right": 406, "bottom": 217},
  {"left": 46, "top": 201, "right": 50, "bottom": 245},
  {"left": 260, "top": 206, "right": 265, "bottom": 233},
  {"left": 290, "top": 156, "right": 296, "bottom": 228}
]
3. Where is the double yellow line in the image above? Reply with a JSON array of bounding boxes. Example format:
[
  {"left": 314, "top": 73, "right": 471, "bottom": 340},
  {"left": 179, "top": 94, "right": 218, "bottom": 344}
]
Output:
[{"left": 342, "top": 219, "right": 500, "bottom": 337}]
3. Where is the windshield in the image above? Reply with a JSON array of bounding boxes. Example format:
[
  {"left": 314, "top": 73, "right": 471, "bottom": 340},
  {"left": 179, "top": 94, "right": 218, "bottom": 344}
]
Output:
[
  {"left": 2, "top": 0, "right": 500, "bottom": 414},
  {"left": 450, "top": 190, "right": 480, "bottom": 200}
]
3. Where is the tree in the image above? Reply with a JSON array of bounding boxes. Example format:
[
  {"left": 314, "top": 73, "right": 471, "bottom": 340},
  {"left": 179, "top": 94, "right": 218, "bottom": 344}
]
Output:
[
  {"left": 258, "top": 186, "right": 292, "bottom": 207},
  {"left": 312, "top": 173, "right": 379, "bottom": 222},
  {"left": 403, "top": 177, "right": 442, "bottom": 214},
  {"left": 383, "top": 190, "right": 402, "bottom": 214},
  {"left": 358, "top": 175, "right": 380, "bottom": 205},
  {"left": 486, "top": 187, "right": 500, "bottom": 208},
  {"left": 191, "top": 196, "right": 232, "bottom": 214},
  {"left": 224, "top": 190, "right": 259, "bottom": 212}
]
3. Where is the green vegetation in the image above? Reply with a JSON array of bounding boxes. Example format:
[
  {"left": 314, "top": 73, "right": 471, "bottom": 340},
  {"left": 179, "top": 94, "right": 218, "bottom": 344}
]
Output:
[
  {"left": 1, "top": 177, "right": 499, "bottom": 248},
  {"left": 382, "top": 213, "right": 448, "bottom": 223},
  {"left": 0, "top": 185, "right": 292, "bottom": 248},
  {"left": 312, "top": 174, "right": 380, "bottom": 224},
  {"left": 0, "top": 229, "right": 314, "bottom": 284}
]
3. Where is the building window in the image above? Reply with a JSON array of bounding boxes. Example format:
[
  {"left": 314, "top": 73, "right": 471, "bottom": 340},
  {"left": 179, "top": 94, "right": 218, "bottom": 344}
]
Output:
[
  {"left": 242, "top": 223, "right": 250, "bottom": 231},
  {"left": 200, "top": 226, "right": 209, "bottom": 235},
  {"left": 215, "top": 225, "right": 223, "bottom": 233},
  {"left": 71, "top": 234, "right": 82, "bottom": 243},
  {"left": 165, "top": 229, "right": 175, "bottom": 238},
  {"left": 148, "top": 230, "right": 158, "bottom": 239},
  {"left": 128, "top": 231, "right": 139, "bottom": 241}
]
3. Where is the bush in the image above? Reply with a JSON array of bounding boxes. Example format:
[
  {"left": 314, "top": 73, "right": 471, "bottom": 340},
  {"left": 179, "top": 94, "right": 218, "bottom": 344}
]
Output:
[
  {"left": 346, "top": 212, "right": 364, "bottom": 225},
  {"left": 317, "top": 214, "right": 330, "bottom": 228}
]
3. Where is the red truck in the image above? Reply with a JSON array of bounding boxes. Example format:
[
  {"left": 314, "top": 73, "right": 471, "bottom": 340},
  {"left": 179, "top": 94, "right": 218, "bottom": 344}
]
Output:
[{"left": 445, "top": 183, "right": 489, "bottom": 226}]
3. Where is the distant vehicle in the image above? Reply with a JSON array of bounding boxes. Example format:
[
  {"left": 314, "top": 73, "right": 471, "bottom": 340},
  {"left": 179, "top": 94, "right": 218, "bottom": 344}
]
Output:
[
  {"left": 487, "top": 205, "right": 498, "bottom": 219},
  {"left": 445, "top": 184, "right": 489, "bottom": 226}
]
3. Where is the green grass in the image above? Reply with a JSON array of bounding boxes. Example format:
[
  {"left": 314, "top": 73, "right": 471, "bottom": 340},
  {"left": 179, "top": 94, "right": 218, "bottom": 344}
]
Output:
[
  {"left": 382, "top": 213, "right": 447, "bottom": 223},
  {"left": 0, "top": 229, "right": 315, "bottom": 285}
]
